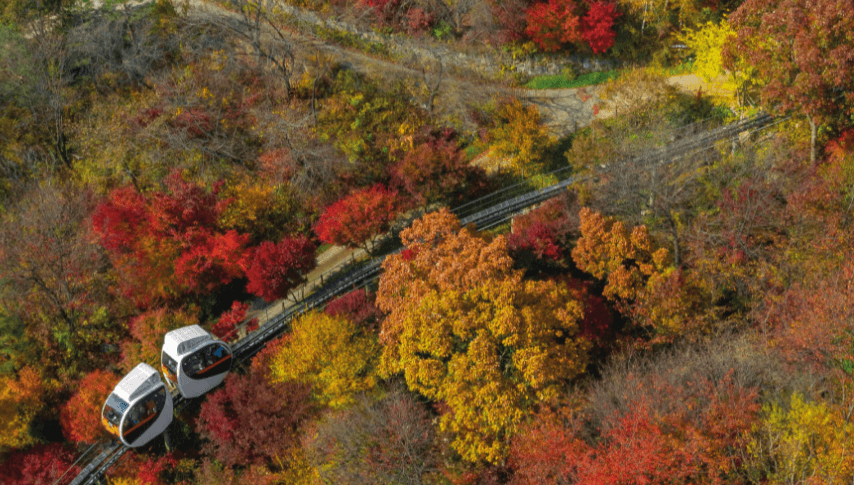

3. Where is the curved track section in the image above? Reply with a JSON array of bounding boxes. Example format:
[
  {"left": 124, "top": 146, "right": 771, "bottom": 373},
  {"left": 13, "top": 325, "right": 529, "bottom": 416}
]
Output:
[{"left": 62, "top": 113, "right": 774, "bottom": 485}]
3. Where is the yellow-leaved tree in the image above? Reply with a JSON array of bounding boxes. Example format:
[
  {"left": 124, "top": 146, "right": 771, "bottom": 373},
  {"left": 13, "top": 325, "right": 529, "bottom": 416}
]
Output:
[
  {"left": 680, "top": 20, "right": 735, "bottom": 83},
  {"left": 217, "top": 178, "right": 307, "bottom": 244},
  {"left": 268, "top": 311, "right": 379, "bottom": 409},
  {"left": 747, "top": 393, "right": 854, "bottom": 484},
  {"left": 377, "top": 208, "right": 588, "bottom": 463},
  {"left": 488, "top": 99, "right": 554, "bottom": 177},
  {"left": 0, "top": 366, "right": 47, "bottom": 452},
  {"left": 679, "top": 19, "right": 755, "bottom": 108}
]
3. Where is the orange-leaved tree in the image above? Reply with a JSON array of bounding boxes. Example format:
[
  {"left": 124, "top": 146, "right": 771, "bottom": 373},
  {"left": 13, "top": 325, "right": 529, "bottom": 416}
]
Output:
[
  {"left": 0, "top": 366, "right": 48, "bottom": 452},
  {"left": 571, "top": 208, "right": 700, "bottom": 339},
  {"left": 572, "top": 207, "right": 669, "bottom": 302},
  {"left": 376, "top": 208, "right": 588, "bottom": 463},
  {"left": 60, "top": 369, "right": 120, "bottom": 443}
]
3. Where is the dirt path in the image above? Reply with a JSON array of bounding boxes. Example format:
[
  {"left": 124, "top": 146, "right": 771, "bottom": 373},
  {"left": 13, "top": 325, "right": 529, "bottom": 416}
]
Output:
[{"left": 187, "top": 0, "right": 730, "bottom": 137}]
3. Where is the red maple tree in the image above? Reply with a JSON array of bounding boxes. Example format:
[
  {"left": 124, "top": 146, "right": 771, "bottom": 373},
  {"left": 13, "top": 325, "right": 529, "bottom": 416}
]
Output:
[
  {"left": 524, "top": 0, "right": 581, "bottom": 52},
  {"left": 581, "top": 1, "right": 621, "bottom": 54},
  {"left": 508, "top": 222, "right": 563, "bottom": 263},
  {"left": 0, "top": 443, "right": 79, "bottom": 485},
  {"left": 211, "top": 301, "right": 258, "bottom": 341},
  {"left": 243, "top": 235, "right": 317, "bottom": 302},
  {"left": 107, "top": 453, "right": 178, "bottom": 485},
  {"left": 196, "top": 371, "right": 314, "bottom": 466},
  {"left": 92, "top": 170, "right": 250, "bottom": 306},
  {"left": 563, "top": 277, "right": 614, "bottom": 344},
  {"left": 508, "top": 195, "right": 579, "bottom": 271},
  {"left": 314, "top": 184, "right": 402, "bottom": 254},
  {"left": 136, "top": 454, "right": 178, "bottom": 485},
  {"left": 324, "top": 289, "right": 384, "bottom": 331},
  {"left": 174, "top": 230, "right": 249, "bottom": 292},
  {"left": 91, "top": 186, "right": 149, "bottom": 255}
]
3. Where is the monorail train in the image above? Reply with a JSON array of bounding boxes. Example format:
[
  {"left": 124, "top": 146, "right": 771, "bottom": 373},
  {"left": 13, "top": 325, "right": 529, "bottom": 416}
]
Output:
[{"left": 101, "top": 325, "right": 233, "bottom": 446}]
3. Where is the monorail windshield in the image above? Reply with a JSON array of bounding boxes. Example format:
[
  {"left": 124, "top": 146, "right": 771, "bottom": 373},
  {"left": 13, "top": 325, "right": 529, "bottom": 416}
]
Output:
[
  {"left": 104, "top": 393, "right": 129, "bottom": 426},
  {"left": 161, "top": 352, "right": 178, "bottom": 375}
]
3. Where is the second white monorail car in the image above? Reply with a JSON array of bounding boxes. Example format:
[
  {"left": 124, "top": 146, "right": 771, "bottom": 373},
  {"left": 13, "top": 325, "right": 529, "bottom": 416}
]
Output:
[{"left": 161, "top": 325, "right": 233, "bottom": 399}]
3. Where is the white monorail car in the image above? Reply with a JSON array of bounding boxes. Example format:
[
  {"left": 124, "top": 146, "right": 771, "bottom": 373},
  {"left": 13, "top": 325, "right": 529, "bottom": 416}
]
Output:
[
  {"left": 161, "top": 325, "right": 233, "bottom": 399},
  {"left": 101, "top": 363, "right": 173, "bottom": 448}
]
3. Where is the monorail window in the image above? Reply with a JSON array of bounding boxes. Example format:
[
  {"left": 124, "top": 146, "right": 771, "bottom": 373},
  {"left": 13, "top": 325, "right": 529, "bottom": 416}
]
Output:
[
  {"left": 103, "top": 393, "right": 128, "bottom": 426},
  {"left": 161, "top": 352, "right": 178, "bottom": 374},
  {"left": 182, "top": 352, "right": 204, "bottom": 376},
  {"left": 125, "top": 387, "right": 166, "bottom": 430},
  {"left": 181, "top": 344, "right": 229, "bottom": 377}
]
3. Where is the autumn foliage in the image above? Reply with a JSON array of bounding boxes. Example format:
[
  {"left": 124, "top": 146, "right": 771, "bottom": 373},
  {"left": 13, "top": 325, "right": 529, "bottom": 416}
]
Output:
[
  {"left": 390, "top": 129, "right": 490, "bottom": 207},
  {"left": 0, "top": 366, "right": 47, "bottom": 452},
  {"left": 766, "top": 261, "right": 854, "bottom": 373},
  {"left": 324, "top": 288, "right": 384, "bottom": 331},
  {"left": 0, "top": 443, "right": 79, "bottom": 485},
  {"left": 243, "top": 235, "right": 317, "bottom": 302},
  {"left": 120, "top": 308, "right": 199, "bottom": 373},
  {"left": 5, "top": 0, "right": 854, "bottom": 481},
  {"left": 196, "top": 370, "right": 313, "bottom": 467},
  {"left": 210, "top": 301, "right": 257, "bottom": 341},
  {"left": 581, "top": 1, "right": 620, "bottom": 54},
  {"left": 377, "top": 209, "right": 588, "bottom": 462},
  {"left": 488, "top": 100, "right": 554, "bottom": 176},
  {"left": 507, "top": 197, "right": 578, "bottom": 271},
  {"left": 572, "top": 208, "right": 669, "bottom": 302},
  {"left": 727, "top": 0, "right": 854, "bottom": 161},
  {"left": 60, "top": 369, "right": 120, "bottom": 443},
  {"left": 748, "top": 393, "right": 854, "bottom": 484},
  {"left": 92, "top": 171, "right": 250, "bottom": 306},
  {"left": 524, "top": 0, "right": 581, "bottom": 52},
  {"left": 268, "top": 311, "right": 380, "bottom": 408},
  {"left": 511, "top": 341, "right": 764, "bottom": 484},
  {"left": 314, "top": 184, "right": 402, "bottom": 254},
  {"left": 135, "top": 454, "right": 178, "bottom": 485},
  {"left": 304, "top": 390, "right": 439, "bottom": 485}
]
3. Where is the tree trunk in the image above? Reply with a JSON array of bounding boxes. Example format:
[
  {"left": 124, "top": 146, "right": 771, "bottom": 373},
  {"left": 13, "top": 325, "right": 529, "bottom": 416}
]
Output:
[
  {"left": 808, "top": 115, "right": 817, "bottom": 165},
  {"left": 668, "top": 214, "right": 681, "bottom": 268}
]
